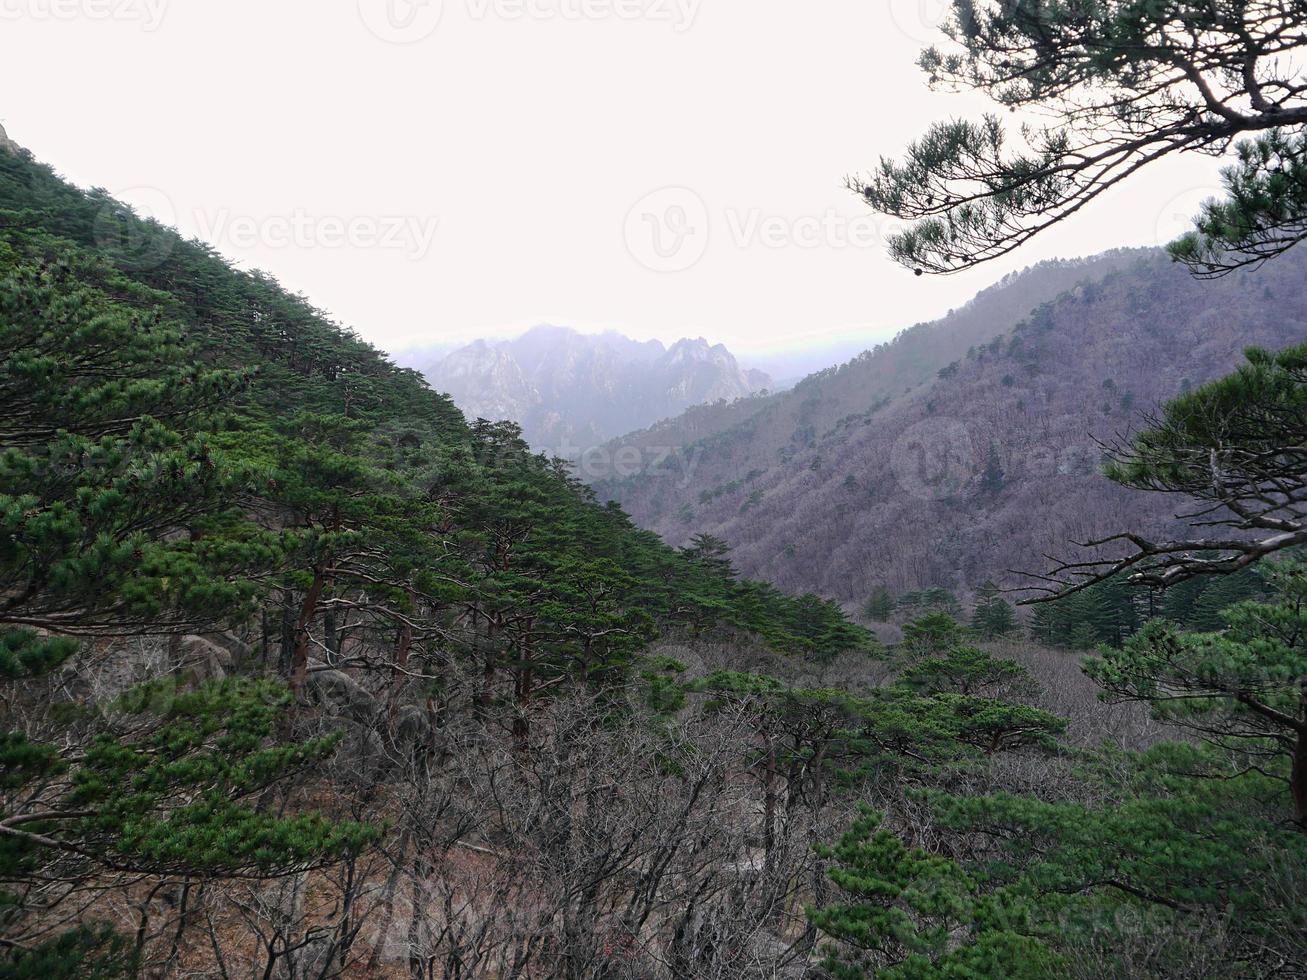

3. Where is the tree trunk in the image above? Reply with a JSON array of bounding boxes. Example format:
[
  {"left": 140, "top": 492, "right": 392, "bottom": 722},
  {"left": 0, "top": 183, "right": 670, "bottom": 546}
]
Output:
[
  {"left": 366, "top": 828, "right": 413, "bottom": 974},
  {"left": 288, "top": 564, "right": 327, "bottom": 697},
  {"left": 279, "top": 599, "right": 296, "bottom": 676},
  {"left": 512, "top": 661, "right": 531, "bottom": 751},
  {"left": 388, "top": 621, "right": 414, "bottom": 734},
  {"left": 324, "top": 607, "right": 339, "bottom": 659},
  {"left": 1292, "top": 729, "right": 1307, "bottom": 831}
]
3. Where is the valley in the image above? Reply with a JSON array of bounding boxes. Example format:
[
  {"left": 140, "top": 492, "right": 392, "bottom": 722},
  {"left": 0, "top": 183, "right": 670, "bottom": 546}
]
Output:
[{"left": 4, "top": 4, "right": 1307, "bottom": 978}]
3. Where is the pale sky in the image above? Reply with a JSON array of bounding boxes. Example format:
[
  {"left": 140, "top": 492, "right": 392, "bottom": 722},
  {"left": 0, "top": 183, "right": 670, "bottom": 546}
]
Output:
[{"left": 3, "top": 0, "right": 1228, "bottom": 360}]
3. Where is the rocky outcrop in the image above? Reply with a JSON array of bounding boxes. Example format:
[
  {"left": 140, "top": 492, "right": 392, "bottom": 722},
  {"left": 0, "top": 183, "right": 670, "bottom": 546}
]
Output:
[
  {"left": 176, "top": 635, "right": 235, "bottom": 682},
  {"left": 302, "top": 657, "right": 378, "bottom": 723},
  {"left": 400, "top": 326, "right": 772, "bottom": 453},
  {"left": 0, "top": 124, "right": 20, "bottom": 155}
]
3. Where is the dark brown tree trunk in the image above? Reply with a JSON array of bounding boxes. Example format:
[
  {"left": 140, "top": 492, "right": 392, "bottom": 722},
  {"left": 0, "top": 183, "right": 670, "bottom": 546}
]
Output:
[
  {"left": 388, "top": 621, "right": 414, "bottom": 733},
  {"left": 288, "top": 564, "right": 327, "bottom": 697},
  {"left": 513, "top": 623, "right": 535, "bottom": 750},
  {"left": 279, "top": 599, "right": 296, "bottom": 676},
  {"left": 1292, "top": 730, "right": 1307, "bottom": 831},
  {"left": 513, "top": 662, "right": 532, "bottom": 751},
  {"left": 324, "top": 607, "right": 339, "bottom": 658}
]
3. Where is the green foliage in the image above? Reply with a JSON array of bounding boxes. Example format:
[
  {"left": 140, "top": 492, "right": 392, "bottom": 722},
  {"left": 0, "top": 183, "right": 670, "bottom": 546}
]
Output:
[
  {"left": 922, "top": 741, "right": 1307, "bottom": 965},
  {"left": 809, "top": 809, "right": 1060, "bottom": 979},
  {"left": 691, "top": 656, "right": 1064, "bottom": 793},
  {"left": 814, "top": 742, "right": 1307, "bottom": 977},
  {"left": 862, "top": 585, "right": 895, "bottom": 622},
  {"left": 978, "top": 444, "right": 1004, "bottom": 495},
  {"left": 69, "top": 677, "right": 375, "bottom": 872},
  {"left": 0, "top": 629, "right": 77, "bottom": 680},
  {"left": 1106, "top": 342, "right": 1307, "bottom": 496},
  {"left": 900, "top": 612, "right": 965, "bottom": 659},
  {"left": 896, "top": 588, "right": 962, "bottom": 618},
  {"left": 1087, "top": 559, "right": 1307, "bottom": 822},
  {"left": 970, "top": 581, "right": 1015, "bottom": 639},
  {"left": 1038, "top": 341, "right": 1307, "bottom": 591},
  {"left": 0, "top": 923, "right": 137, "bottom": 980},
  {"left": 853, "top": 1, "right": 1307, "bottom": 275},
  {"left": 0, "top": 133, "right": 880, "bottom": 971},
  {"left": 1170, "top": 128, "right": 1307, "bottom": 276},
  {"left": 1028, "top": 577, "right": 1150, "bottom": 649},
  {"left": 891, "top": 618, "right": 1063, "bottom": 755},
  {"left": 1156, "top": 566, "right": 1266, "bottom": 631},
  {"left": 817, "top": 563, "right": 1307, "bottom": 973},
  {"left": 898, "top": 644, "right": 1029, "bottom": 698},
  {"left": 0, "top": 257, "right": 281, "bottom": 638}
]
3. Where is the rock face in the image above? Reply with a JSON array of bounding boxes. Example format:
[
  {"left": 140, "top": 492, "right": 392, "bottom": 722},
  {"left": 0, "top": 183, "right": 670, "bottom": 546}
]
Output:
[
  {"left": 176, "top": 635, "right": 235, "bottom": 682},
  {"left": 0, "top": 124, "right": 20, "bottom": 155},
  {"left": 400, "top": 326, "right": 771, "bottom": 454}
]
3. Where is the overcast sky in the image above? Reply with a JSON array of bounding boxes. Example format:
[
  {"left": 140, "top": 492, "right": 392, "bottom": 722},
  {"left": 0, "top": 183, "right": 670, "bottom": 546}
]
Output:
[{"left": 3, "top": 0, "right": 1229, "bottom": 360}]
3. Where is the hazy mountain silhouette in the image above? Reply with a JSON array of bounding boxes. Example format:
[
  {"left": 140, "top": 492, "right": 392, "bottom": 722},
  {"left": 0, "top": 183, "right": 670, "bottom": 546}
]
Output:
[
  {"left": 591, "top": 249, "right": 1307, "bottom": 603},
  {"left": 400, "top": 326, "right": 771, "bottom": 453}
]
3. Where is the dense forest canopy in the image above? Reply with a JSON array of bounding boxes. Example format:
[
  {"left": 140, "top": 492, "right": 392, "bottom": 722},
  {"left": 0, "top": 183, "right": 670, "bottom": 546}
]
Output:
[{"left": 0, "top": 144, "right": 870, "bottom": 976}]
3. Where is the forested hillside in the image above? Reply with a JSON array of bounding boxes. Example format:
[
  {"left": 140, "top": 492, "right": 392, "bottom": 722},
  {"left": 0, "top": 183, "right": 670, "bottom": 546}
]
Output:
[
  {"left": 6, "top": 0, "right": 1307, "bottom": 976},
  {"left": 3, "top": 132, "right": 1306, "bottom": 979},
  {"left": 597, "top": 250, "right": 1307, "bottom": 604},
  {"left": 0, "top": 141, "right": 874, "bottom": 976},
  {"left": 589, "top": 250, "right": 1144, "bottom": 483}
]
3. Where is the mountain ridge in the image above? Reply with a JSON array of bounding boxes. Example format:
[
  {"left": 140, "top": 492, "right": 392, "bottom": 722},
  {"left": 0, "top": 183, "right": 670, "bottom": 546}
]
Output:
[
  {"left": 592, "top": 248, "right": 1307, "bottom": 605},
  {"left": 587, "top": 250, "right": 1152, "bottom": 472},
  {"left": 399, "top": 325, "right": 772, "bottom": 453}
]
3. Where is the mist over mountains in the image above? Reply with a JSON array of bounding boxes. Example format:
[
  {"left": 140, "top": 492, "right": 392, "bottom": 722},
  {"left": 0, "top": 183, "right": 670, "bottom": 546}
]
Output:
[
  {"left": 398, "top": 325, "right": 771, "bottom": 453},
  {"left": 589, "top": 248, "right": 1307, "bottom": 604}
]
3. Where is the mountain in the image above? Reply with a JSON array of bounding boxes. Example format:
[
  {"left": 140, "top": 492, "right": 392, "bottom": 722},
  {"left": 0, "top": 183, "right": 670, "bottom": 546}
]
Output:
[
  {"left": 586, "top": 251, "right": 1149, "bottom": 476},
  {"left": 0, "top": 129, "right": 889, "bottom": 974},
  {"left": 6, "top": 121, "right": 1306, "bottom": 980},
  {"left": 592, "top": 249, "right": 1307, "bottom": 604},
  {"left": 0, "top": 123, "right": 19, "bottom": 155},
  {"left": 0, "top": 140, "right": 857, "bottom": 653},
  {"left": 398, "top": 326, "right": 771, "bottom": 454},
  {"left": 735, "top": 331, "right": 928, "bottom": 389}
]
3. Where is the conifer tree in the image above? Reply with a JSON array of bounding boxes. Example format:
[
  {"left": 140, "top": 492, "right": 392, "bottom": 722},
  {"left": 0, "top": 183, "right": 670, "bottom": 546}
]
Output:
[
  {"left": 0, "top": 245, "right": 373, "bottom": 970},
  {"left": 1034, "top": 342, "right": 1307, "bottom": 595},
  {"left": 970, "top": 580, "right": 1016, "bottom": 638},
  {"left": 862, "top": 585, "right": 895, "bottom": 623},
  {"left": 1087, "top": 559, "right": 1307, "bottom": 827},
  {"left": 852, "top": 1, "right": 1307, "bottom": 276},
  {"left": 809, "top": 809, "right": 1059, "bottom": 979}
]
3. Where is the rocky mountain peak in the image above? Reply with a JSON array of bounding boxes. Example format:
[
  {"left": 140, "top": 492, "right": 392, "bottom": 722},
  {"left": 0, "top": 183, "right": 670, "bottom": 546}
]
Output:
[
  {"left": 0, "top": 123, "right": 21, "bottom": 155},
  {"left": 398, "top": 328, "right": 772, "bottom": 453}
]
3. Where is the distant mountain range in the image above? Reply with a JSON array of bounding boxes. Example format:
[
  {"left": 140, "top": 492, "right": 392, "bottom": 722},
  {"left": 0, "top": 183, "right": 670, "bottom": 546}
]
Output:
[
  {"left": 398, "top": 326, "right": 771, "bottom": 453},
  {"left": 589, "top": 248, "right": 1307, "bottom": 604}
]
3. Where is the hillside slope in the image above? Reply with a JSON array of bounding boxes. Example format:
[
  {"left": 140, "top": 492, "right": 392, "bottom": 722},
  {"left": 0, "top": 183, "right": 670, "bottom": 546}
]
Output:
[
  {"left": 596, "top": 250, "right": 1307, "bottom": 602},
  {"left": 589, "top": 250, "right": 1147, "bottom": 485},
  {"left": 399, "top": 326, "right": 771, "bottom": 453},
  {"left": 0, "top": 140, "right": 865, "bottom": 664}
]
